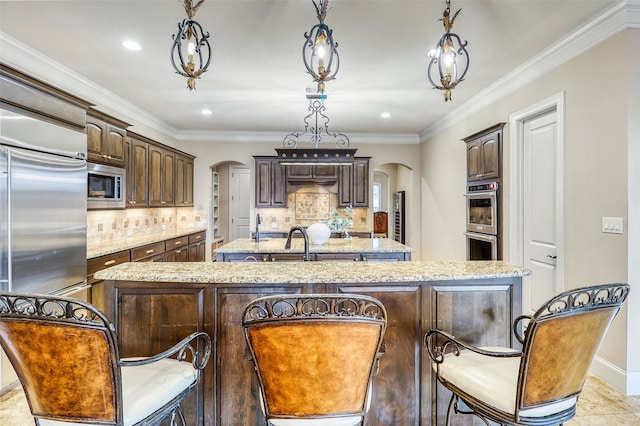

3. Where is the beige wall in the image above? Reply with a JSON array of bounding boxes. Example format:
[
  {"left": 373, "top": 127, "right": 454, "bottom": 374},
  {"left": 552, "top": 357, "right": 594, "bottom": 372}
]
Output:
[{"left": 420, "top": 30, "right": 633, "bottom": 384}]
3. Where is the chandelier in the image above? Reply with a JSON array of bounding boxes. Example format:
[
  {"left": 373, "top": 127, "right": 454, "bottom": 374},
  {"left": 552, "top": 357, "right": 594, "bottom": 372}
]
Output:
[
  {"left": 302, "top": 0, "right": 340, "bottom": 93},
  {"left": 170, "top": 0, "right": 212, "bottom": 90},
  {"left": 427, "top": 0, "right": 470, "bottom": 102},
  {"left": 282, "top": 90, "right": 350, "bottom": 150}
]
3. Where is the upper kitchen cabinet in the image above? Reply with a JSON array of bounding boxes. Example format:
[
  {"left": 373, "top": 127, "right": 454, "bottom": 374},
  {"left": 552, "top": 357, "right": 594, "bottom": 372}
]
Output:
[
  {"left": 175, "top": 154, "right": 194, "bottom": 207},
  {"left": 338, "top": 158, "right": 370, "bottom": 207},
  {"left": 254, "top": 157, "right": 287, "bottom": 208},
  {"left": 86, "top": 109, "right": 129, "bottom": 167},
  {"left": 286, "top": 164, "right": 338, "bottom": 182},
  {"left": 149, "top": 145, "right": 175, "bottom": 207},
  {"left": 1, "top": 64, "right": 91, "bottom": 131},
  {"left": 126, "top": 132, "right": 195, "bottom": 209},
  {"left": 125, "top": 133, "right": 150, "bottom": 208},
  {"left": 463, "top": 123, "right": 505, "bottom": 182}
]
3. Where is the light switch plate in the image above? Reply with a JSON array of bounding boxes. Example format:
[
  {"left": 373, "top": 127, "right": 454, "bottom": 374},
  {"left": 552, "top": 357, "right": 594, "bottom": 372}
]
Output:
[{"left": 602, "top": 217, "right": 624, "bottom": 234}]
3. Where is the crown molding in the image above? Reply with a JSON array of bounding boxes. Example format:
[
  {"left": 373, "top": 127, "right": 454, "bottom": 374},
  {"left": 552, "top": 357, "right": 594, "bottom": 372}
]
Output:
[
  {"left": 420, "top": 0, "right": 636, "bottom": 142},
  {"left": 178, "top": 130, "right": 420, "bottom": 145}
]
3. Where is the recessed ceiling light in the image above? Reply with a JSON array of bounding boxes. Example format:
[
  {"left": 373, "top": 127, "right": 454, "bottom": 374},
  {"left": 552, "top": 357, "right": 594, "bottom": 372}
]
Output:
[
  {"left": 201, "top": 109, "right": 213, "bottom": 116},
  {"left": 380, "top": 112, "right": 391, "bottom": 119},
  {"left": 121, "top": 40, "right": 141, "bottom": 51}
]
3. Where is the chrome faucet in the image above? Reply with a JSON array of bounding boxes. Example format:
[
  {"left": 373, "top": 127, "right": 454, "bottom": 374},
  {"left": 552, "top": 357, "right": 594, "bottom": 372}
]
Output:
[{"left": 284, "top": 226, "right": 310, "bottom": 261}]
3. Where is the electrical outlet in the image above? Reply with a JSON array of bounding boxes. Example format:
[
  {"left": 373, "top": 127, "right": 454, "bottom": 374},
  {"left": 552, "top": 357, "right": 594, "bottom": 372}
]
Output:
[{"left": 602, "top": 217, "right": 623, "bottom": 234}]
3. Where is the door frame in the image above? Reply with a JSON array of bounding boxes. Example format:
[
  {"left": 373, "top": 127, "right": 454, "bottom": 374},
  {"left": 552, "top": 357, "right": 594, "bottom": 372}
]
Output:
[
  {"left": 229, "top": 165, "right": 250, "bottom": 241},
  {"left": 509, "top": 92, "right": 566, "bottom": 295}
]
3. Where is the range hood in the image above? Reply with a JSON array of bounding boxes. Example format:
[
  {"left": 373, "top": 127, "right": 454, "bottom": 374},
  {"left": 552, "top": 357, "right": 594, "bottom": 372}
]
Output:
[{"left": 275, "top": 148, "right": 357, "bottom": 165}]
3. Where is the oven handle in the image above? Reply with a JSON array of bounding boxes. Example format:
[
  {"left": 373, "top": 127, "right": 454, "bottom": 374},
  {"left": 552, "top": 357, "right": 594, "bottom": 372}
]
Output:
[
  {"left": 464, "top": 191, "right": 497, "bottom": 197},
  {"left": 464, "top": 231, "right": 498, "bottom": 242}
]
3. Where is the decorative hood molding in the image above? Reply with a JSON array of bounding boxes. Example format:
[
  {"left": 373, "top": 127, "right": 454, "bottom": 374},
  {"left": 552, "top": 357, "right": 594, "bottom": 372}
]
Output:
[{"left": 275, "top": 148, "right": 357, "bottom": 165}]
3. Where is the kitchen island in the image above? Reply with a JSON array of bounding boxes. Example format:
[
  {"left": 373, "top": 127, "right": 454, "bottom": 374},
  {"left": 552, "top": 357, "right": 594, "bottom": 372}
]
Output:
[
  {"left": 96, "top": 261, "right": 529, "bottom": 426},
  {"left": 214, "top": 237, "right": 413, "bottom": 261}
]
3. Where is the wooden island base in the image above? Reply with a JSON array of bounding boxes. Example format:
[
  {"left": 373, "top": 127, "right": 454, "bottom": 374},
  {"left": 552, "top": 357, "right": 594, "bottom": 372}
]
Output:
[{"left": 97, "top": 261, "right": 529, "bottom": 426}]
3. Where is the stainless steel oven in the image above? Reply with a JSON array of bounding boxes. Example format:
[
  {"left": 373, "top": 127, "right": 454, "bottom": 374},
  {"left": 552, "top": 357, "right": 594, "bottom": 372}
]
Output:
[
  {"left": 465, "top": 231, "right": 498, "bottom": 260},
  {"left": 465, "top": 181, "right": 498, "bottom": 235}
]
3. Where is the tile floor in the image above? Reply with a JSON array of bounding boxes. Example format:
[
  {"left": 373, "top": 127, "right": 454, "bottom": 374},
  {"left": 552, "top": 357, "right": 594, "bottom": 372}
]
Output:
[{"left": 0, "top": 375, "right": 639, "bottom": 425}]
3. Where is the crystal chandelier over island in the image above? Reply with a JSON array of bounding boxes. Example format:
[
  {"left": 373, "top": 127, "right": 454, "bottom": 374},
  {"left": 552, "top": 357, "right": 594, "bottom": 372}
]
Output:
[{"left": 170, "top": 0, "right": 212, "bottom": 90}]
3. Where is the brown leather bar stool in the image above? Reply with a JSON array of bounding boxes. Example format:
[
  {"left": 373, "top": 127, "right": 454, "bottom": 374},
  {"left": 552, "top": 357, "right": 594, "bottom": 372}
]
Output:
[
  {"left": 0, "top": 292, "right": 211, "bottom": 426},
  {"left": 243, "top": 294, "right": 387, "bottom": 426},
  {"left": 425, "top": 283, "right": 630, "bottom": 426}
]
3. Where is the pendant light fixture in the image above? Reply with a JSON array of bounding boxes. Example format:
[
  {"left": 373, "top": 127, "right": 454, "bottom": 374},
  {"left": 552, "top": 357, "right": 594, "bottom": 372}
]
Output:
[
  {"left": 170, "top": 0, "right": 212, "bottom": 90},
  {"left": 427, "top": 0, "right": 469, "bottom": 102},
  {"left": 302, "top": 0, "right": 340, "bottom": 93}
]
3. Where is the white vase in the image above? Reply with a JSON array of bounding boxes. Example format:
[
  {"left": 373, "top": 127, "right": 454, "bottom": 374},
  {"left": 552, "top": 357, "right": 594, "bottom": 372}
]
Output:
[{"left": 307, "top": 222, "right": 331, "bottom": 246}]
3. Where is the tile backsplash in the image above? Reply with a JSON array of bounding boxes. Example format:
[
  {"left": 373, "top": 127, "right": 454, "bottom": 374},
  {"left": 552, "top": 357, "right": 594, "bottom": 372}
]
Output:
[
  {"left": 87, "top": 206, "right": 207, "bottom": 245},
  {"left": 256, "top": 186, "right": 370, "bottom": 232}
]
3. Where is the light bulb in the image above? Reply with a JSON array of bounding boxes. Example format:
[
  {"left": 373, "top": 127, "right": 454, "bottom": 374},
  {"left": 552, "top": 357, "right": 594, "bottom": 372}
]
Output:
[{"left": 187, "top": 42, "right": 196, "bottom": 55}]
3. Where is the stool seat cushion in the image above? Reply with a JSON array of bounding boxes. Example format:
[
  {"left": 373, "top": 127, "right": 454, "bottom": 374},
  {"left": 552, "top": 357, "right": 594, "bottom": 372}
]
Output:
[
  {"left": 39, "top": 358, "right": 197, "bottom": 426},
  {"left": 436, "top": 347, "right": 576, "bottom": 418}
]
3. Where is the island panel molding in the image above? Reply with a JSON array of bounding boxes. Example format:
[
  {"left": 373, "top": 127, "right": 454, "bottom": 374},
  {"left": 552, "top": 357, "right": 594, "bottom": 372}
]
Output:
[{"left": 97, "top": 261, "right": 528, "bottom": 425}]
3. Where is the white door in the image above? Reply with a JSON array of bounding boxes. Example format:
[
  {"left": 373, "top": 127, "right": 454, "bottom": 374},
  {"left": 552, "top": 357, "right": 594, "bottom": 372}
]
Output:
[
  {"left": 523, "top": 111, "right": 560, "bottom": 312},
  {"left": 230, "top": 166, "right": 250, "bottom": 240},
  {"left": 510, "top": 94, "right": 564, "bottom": 315}
]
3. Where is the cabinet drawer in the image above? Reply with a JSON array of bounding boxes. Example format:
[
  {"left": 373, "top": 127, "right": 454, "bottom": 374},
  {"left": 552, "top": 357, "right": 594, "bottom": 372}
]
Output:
[
  {"left": 131, "top": 241, "right": 165, "bottom": 261},
  {"left": 88, "top": 250, "right": 131, "bottom": 276},
  {"left": 188, "top": 231, "right": 206, "bottom": 244},
  {"left": 166, "top": 235, "right": 189, "bottom": 249}
]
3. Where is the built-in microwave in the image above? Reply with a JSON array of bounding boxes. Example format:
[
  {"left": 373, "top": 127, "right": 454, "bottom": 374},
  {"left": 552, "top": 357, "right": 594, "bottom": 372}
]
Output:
[
  {"left": 465, "top": 181, "right": 498, "bottom": 235},
  {"left": 87, "top": 162, "right": 126, "bottom": 210}
]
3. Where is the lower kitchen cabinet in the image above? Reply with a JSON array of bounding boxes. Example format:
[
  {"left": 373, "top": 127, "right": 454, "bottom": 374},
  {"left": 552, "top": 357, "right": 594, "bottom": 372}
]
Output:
[
  {"left": 88, "top": 231, "right": 207, "bottom": 307},
  {"left": 102, "top": 276, "right": 522, "bottom": 426}
]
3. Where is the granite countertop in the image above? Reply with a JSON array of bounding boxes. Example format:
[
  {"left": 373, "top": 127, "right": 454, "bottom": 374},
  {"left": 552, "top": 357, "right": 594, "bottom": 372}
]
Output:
[
  {"left": 215, "top": 238, "right": 413, "bottom": 254},
  {"left": 87, "top": 227, "right": 208, "bottom": 259},
  {"left": 94, "top": 260, "right": 530, "bottom": 284}
]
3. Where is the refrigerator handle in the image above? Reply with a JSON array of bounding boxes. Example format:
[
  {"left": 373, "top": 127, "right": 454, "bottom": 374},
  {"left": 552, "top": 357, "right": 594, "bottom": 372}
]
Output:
[{"left": 0, "top": 146, "right": 8, "bottom": 289}]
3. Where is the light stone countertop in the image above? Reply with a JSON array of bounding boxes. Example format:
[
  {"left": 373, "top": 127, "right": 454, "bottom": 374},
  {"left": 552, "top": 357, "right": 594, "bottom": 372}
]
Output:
[
  {"left": 94, "top": 260, "right": 531, "bottom": 284},
  {"left": 87, "top": 227, "right": 208, "bottom": 259},
  {"left": 214, "top": 237, "right": 413, "bottom": 254}
]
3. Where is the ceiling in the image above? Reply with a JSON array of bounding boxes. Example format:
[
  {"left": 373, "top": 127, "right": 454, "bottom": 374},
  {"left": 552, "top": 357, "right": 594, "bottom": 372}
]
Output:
[{"left": 0, "top": 0, "right": 620, "bottom": 142}]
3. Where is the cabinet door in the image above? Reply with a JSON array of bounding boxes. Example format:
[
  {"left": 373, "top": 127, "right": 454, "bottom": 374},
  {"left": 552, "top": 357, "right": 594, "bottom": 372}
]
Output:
[
  {"left": 188, "top": 241, "right": 205, "bottom": 262},
  {"left": 255, "top": 158, "right": 272, "bottom": 207},
  {"left": 352, "top": 159, "right": 369, "bottom": 207},
  {"left": 286, "top": 164, "right": 312, "bottom": 179},
  {"left": 86, "top": 120, "right": 104, "bottom": 162},
  {"left": 104, "top": 124, "right": 126, "bottom": 166},
  {"left": 429, "top": 282, "right": 515, "bottom": 425},
  {"left": 175, "top": 155, "right": 195, "bottom": 206},
  {"left": 466, "top": 141, "right": 481, "bottom": 180},
  {"left": 313, "top": 165, "right": 337, "bottom": 179},
  {"left": 480, "top": 135, "right": 500, "bottom": 180},
  {"left": 162, "top": 149, "right": 175, "bottom": 206},
  {"left": 338, "top": 164, "right": 353, "bottom": 206},
  {"left": 127, "top": 137, "right": 149, "bottom": 207},
  {"left": 331, "top": 284, "right": 423, "bottom": 426},
  {"left": 271, "top": 160, "right": 287, "bottom": 207},
  {"left": 148, "top": 146, "right": 163, "bottom": 206}
]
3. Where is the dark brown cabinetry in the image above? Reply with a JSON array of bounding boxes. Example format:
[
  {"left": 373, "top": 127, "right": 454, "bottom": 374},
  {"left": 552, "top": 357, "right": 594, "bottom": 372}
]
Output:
[
  {"left": 254, "top": 157, "right": 287, "bottom": 207},
  {"left": 125, "top": 133, "right": 150, "bottom": 207},
  {"left": 254, "top": 157, "right": 370, "bottom": 208},
  {"left": 149, "top": 145, "right": 175, "bottom": 207},
  {"left": 176, "top": 154, "right": 194, "bottom": 206},
  {"left": 126, "top": 132, "right": 194, "bottom": 209},
  {"left": 103, "top": 274, "right": 521, "bottom": 426},
  {"left": 463, "top": 123, "right": 505, "bottom": 182},
  {"left": 286, "top": 164, "right": 338, "bottom": 181},
  {"left": 86, "top": 110, "right": 129, "bottom": 167},
  {"left": 338, "top": 158, "right": 369, "bottom": 207}
]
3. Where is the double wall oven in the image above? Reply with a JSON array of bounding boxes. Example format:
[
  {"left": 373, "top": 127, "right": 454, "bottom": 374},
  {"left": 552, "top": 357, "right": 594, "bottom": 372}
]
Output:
[{"left": 465, "top": 181, "right": 500, "bottom": 260}]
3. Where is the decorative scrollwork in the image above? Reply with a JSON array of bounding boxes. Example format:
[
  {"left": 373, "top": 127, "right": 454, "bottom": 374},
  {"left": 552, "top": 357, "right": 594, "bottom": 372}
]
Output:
[
  {"left": 283, "top": 97, "right": 350, "bottom": 149},
  {"left": 0, "top": 293, "right": 111, "bottom": 328},
  {"left": 538, "top": 283, "right": 629, "bottom": 318},
  {"left": 243, "top": 294, "right": 386, "bottom": 324}
]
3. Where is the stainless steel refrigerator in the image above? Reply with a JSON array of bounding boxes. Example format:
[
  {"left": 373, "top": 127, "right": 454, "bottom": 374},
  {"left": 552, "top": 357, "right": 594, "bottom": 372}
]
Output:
[{"left": 1, "top": 108, "right": 87, "bottom": 295}]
